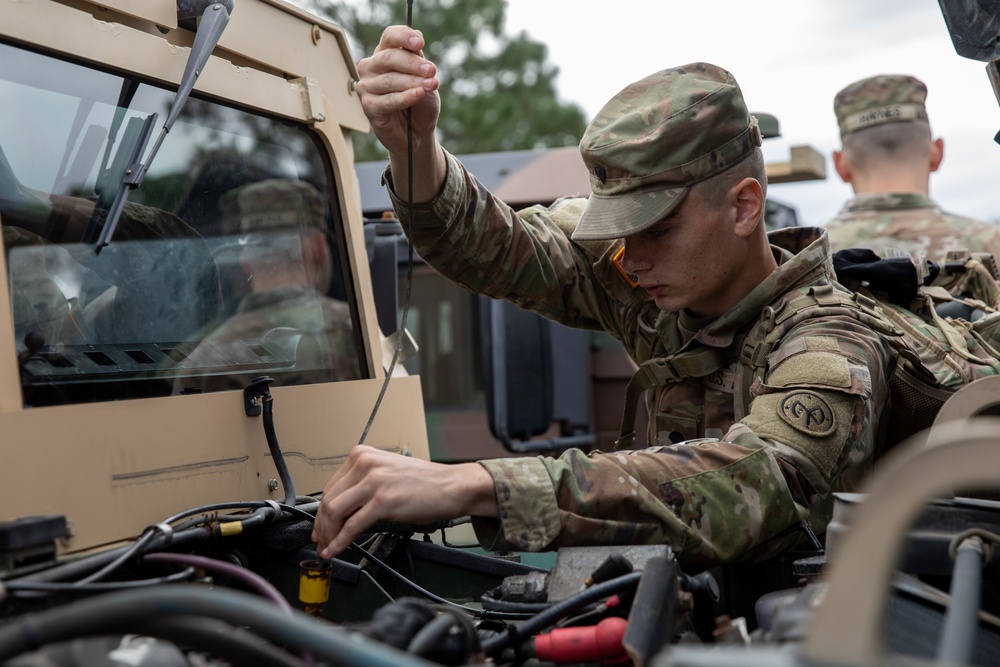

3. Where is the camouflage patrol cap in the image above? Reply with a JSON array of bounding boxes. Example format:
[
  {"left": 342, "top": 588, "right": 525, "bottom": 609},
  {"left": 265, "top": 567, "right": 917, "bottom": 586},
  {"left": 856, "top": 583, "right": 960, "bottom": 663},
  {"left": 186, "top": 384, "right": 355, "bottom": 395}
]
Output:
[
  {"left": 834, "top": 74, "right": 929, "bottom": 136},
  {"left": 571, "top": 63, "right": 763, "bottom": 241},
  {"left": 219, "top": 178, "right": 327, "bottom": 237}
]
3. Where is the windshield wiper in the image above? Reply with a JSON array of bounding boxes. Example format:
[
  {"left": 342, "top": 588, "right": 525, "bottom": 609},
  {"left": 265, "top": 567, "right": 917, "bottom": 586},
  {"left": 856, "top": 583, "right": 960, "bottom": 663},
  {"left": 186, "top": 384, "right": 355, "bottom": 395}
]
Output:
[{"left": 93, "top": 1, "right": 234, "bottom": 254}]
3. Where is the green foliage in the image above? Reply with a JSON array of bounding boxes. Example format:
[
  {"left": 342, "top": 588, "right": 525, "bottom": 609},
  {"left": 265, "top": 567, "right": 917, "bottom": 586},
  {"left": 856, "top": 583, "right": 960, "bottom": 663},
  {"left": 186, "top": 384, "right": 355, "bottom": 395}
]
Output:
[{"left": 308, "top": 0, "right": 587, "bottom": 161}]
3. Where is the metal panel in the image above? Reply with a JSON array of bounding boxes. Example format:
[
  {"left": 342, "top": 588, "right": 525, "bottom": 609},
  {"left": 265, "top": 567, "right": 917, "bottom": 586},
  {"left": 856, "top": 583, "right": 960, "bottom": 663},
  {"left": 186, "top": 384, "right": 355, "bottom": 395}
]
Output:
[
  {"left": 0, "top": 223, "right": 21, "bottom": 413},
  {"left": 0, "top": 2, "right": 301, "bottom": 122},
  {"left": 3, "top": 377, "right": 429, "bottom": 552},
  {"left": 0, "top": 1, "right": 367, "bottom": 131},
  {"left": 85, "top": 0, "right": 177, "bottom": 28},
  {"left": 220, "top": 0, "right": 368, "bottom": 131}
]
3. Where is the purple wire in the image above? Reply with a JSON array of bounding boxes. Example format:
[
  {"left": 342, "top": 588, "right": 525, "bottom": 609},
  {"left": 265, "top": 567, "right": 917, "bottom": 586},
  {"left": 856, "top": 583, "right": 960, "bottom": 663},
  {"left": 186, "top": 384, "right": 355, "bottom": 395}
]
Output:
[
  {"left": 143, "top": 552, "right": 318, "bottom": 666},
  {"left": 142, "top": 552, "right": 291, "bottom": 612}
]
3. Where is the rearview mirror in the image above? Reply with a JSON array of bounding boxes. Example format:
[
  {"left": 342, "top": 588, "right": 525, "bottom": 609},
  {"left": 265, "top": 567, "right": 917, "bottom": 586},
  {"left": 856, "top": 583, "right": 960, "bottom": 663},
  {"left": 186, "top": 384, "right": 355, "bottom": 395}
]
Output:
[
  {"left": 937, "top": 0, "right": 1000, "bottom": 61},
  {"left": 481, "top": 298, "right": 596, "bottom": 454}
]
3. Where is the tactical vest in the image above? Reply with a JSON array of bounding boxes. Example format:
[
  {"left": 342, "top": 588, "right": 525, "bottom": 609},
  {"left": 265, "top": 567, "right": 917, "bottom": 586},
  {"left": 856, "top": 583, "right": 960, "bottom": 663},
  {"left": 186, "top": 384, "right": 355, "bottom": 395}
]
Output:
[{"left": 616, "top": 252, "right": 1000, "bottom": 455}]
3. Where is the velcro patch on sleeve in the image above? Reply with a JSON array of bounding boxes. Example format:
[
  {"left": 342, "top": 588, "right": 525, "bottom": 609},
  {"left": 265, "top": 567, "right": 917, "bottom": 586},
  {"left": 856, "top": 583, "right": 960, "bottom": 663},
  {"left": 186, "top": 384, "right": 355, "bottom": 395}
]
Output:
[{"left": 767, "top": 350, "right": 853, "bottom": 390}]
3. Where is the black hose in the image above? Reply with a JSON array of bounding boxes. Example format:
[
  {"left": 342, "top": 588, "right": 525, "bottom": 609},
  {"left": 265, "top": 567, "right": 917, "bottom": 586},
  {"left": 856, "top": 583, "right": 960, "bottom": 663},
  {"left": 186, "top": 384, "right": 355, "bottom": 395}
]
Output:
[
  {"left": 263, "top": 394, "right": 296, "bottom": 506},
  {"left": 0, "top": 585, "right": 437, "bottom": 667},
  {"left": 73, "top": 528, "right": 161, "bottom": 586},
  {"left": 5, "top": 548, "right": 123, "bottom": 586},
  {"left": 133, "top": 616, "right": 305, "bottom": 667},
  {"left": 290, "top": 500, "right": 318, "bottom": 515},
  {"left": 142, "top": 553, "right": 289, "bottom": 611},
  {"left": 5, "top": 504, "right": 280, "bottom": 591},
  {"left": 479, "top": 586, "right": 549, "bottom": 614},
  {"left": 162, "top": 500, "right": 278, "bottom": 525},
  {"left": 406, "top": 607, "right": 481, "bottom": 664},
  {"left": 6, "top": 567, "right": 195, "bottom": 594},
  {"left": 406, "top": 613, "right": 457, "bottom": 657},
  {"left": 435, "top": 604, "right": 479, "bottom": 658},
  {"left": 479, "top": 596, "right": 550, "bottom": 614},
  {"left": 6, "top": 527, "right": 210, "bottom": 587},
  {"left": 479, "top": 571, "right": 642, "bottom": 656}
]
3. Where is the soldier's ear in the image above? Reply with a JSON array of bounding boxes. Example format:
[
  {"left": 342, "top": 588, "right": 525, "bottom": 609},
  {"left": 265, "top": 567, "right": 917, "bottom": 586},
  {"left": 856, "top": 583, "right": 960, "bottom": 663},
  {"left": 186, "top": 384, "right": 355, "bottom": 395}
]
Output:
[
  {"left": 832, "top": 150, "right": 852, "bottom": 184},
  {"left": 732, "top": 177, "right": 764, "bottom": 238},
  {"left": 929, "top": 137, "right": 944, "bottom": 173}
]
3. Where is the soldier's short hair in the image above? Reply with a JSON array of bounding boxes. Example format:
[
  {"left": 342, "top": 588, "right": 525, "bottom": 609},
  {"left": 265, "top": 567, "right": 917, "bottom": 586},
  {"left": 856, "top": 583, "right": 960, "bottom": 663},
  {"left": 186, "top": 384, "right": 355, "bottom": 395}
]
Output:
[{"left": 697, "top": 148, "right": 767, "bottom": 209}]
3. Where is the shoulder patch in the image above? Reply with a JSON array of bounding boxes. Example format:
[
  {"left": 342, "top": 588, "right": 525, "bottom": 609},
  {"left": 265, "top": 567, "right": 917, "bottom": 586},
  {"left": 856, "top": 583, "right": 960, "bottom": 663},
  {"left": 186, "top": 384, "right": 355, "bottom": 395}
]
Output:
[{"left": 778, "top": 391, "right": 836, "bottom": 437}]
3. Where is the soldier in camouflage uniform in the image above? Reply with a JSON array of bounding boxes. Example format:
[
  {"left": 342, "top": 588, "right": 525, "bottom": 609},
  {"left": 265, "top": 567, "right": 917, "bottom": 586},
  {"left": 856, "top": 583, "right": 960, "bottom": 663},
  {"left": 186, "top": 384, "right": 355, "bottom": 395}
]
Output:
[
  {"left": 173, "top": 179, "right": 361, "bottom": 394},
  {"left": 312, "top": 26, "right": 895, "bottom": 570},
  {"left": 825, "top": 74, "right": 1000, "bottom": 262}
]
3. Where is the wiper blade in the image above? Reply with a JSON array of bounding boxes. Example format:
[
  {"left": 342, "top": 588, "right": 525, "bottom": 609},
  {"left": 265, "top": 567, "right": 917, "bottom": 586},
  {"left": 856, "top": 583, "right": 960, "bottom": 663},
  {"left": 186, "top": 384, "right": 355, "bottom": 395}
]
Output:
[
  {"left": 92, "top": 112, "right": 157, "bottom": 252},
  {"left": 93, "top": 2, "right": 233, "bottom": 254}
]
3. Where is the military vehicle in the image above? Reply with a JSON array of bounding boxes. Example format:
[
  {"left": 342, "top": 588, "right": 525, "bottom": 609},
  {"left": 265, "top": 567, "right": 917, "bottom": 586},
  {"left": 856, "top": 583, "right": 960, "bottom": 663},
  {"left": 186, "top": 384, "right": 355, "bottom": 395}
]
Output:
[{"left": 1, "top": 1, "right": 999, "bottom": 666}]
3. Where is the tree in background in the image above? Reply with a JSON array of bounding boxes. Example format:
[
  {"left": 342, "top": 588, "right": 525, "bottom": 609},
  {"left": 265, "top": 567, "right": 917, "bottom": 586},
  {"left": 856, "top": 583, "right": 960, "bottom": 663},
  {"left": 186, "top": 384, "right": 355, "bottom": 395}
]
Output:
[{"left": 305, "top": 0, "right": 588, "bottom": 162}]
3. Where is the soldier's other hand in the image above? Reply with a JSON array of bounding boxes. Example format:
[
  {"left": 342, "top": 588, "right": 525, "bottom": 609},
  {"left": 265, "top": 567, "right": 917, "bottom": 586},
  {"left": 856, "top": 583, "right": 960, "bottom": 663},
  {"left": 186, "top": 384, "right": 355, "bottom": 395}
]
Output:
[
  {"left": 311, "top": 444, "right": 498, "bottom": 559},
  {"left": 357, "top": 26, "right": 440, "bottom": 158}
]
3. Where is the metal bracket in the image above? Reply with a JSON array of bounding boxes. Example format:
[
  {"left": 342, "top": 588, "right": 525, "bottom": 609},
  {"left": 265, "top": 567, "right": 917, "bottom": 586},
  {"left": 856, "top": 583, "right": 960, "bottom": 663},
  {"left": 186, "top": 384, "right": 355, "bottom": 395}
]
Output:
[
  {"left": 292, "top": 76, "right": 326, "bottom": 123},
  {"left": 243, "top": 375, "right": 274, "bottom": 417}
]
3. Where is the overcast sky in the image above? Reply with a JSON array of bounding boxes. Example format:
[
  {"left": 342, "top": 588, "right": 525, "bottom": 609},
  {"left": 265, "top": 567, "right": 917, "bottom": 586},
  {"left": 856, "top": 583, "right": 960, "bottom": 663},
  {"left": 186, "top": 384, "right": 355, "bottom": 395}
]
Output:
[
  {"left": 308, "top": 0, "right": 1000, "bottom": 227},
  {"left": 503, "top": 0, "right": 1000, "bottom": 227}
]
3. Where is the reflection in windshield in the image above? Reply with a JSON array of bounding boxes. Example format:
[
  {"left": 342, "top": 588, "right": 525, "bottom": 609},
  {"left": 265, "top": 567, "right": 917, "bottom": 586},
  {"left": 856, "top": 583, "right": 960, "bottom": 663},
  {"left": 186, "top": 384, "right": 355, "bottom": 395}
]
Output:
[
  {"left": 0, "top": 41, "right": 365, "bottom": 407},
  {"left": 172, "top": 179, "right": 362, "bottom": 395}
]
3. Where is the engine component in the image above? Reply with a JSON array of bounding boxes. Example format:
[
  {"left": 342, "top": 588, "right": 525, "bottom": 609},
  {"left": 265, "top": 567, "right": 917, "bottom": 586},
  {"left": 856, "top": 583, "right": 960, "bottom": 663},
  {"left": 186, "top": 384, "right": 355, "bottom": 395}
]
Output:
[
  {"left": 298, "top": 558, "right": 332, "bottom": 616},
  {"left": 0, "top": 516, "right": 68, "bottom": 573},
  {"left": 528, "top": 617, "right": 629, "bottom": 665}
]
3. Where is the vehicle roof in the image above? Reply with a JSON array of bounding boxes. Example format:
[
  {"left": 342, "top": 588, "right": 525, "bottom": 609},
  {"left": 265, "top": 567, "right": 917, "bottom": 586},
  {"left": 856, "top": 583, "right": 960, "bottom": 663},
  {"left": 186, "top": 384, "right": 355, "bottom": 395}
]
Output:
[{"left": 356, "top": 146, "right": 592, "bottom": 217}]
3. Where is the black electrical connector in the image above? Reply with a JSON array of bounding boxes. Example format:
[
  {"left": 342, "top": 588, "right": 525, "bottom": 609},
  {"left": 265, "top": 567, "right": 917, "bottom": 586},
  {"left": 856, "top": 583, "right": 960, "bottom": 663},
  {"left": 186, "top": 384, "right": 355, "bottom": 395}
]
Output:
[
  {"left": 584, "top": 552, "right": 633, "bottom": 587},
  {"left": 0, "top": 515, "right": 68, "bottom": 570}
]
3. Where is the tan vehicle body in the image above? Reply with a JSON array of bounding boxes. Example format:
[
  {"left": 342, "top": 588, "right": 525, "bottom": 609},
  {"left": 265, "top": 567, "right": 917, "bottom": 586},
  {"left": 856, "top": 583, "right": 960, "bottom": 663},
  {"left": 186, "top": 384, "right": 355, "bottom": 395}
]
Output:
[{"left": 0, "top": 0, "right": 428, "bottom": 554}]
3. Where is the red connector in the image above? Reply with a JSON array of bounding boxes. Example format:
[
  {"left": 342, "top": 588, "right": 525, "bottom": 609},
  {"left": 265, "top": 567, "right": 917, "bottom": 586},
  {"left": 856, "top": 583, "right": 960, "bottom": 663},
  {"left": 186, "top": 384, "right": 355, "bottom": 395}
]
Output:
[{"left": 529, "top": 617, "right": 629, "bottom": 664}]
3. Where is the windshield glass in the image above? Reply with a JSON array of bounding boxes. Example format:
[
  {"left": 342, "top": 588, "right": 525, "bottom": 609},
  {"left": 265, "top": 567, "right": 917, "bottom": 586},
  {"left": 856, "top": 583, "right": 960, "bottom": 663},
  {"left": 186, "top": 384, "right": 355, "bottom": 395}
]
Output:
[{"left": 0, "top": 41, "right": 366, "bottom": 407}]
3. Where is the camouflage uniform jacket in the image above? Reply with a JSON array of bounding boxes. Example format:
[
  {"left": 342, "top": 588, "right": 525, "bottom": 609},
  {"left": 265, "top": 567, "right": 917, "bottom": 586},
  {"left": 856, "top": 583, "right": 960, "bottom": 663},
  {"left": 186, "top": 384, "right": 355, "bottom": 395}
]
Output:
[
  {"left": 174, "top": 284, "right": 361, "bottom": 394},
  {"left": 386, "top": 152, "right": 894, "bottom": 568},
  {"left": 825, "top": 192, "right": 1000, "bottom": 262}
]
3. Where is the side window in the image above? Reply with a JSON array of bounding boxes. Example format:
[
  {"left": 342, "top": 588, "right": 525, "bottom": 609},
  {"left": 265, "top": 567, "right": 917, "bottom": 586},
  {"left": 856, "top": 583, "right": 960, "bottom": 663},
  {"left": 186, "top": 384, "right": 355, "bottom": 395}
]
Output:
[
  {"left": 399, "top": 265, "right": 485, "bottom": 410},
  {"left": 0, "top": 42, "right": 365, "bottom": 407}
]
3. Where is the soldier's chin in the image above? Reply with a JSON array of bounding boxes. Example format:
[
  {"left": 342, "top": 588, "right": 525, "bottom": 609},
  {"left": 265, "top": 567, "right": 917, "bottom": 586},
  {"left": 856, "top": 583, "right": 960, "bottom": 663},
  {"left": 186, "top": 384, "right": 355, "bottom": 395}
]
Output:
[{"left": 651, "top": 293, "right": 684, "bottom": 313}]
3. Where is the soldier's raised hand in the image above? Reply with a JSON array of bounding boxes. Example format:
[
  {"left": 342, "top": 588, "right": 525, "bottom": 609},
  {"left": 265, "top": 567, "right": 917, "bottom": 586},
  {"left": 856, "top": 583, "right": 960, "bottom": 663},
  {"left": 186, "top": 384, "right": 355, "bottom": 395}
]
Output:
[{"left": 357, "top": 26, "right": 441, "bottom": 166}]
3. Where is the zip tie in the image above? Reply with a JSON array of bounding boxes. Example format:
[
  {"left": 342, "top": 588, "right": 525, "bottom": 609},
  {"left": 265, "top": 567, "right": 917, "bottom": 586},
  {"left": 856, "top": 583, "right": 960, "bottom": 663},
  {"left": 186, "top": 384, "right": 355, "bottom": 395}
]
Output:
[
  {"left": 262, "top": 499, "right": 282, "bottom": 521},
  {"left": 152, "top": 523, "right": 173, "bottom": 544}
]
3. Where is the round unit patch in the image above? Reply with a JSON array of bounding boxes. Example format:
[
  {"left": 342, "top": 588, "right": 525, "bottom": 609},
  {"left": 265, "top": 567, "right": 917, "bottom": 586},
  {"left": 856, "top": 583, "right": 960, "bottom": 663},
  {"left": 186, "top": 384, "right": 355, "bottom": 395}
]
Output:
[{"left": 778, "top": 391, "right": 836, "bottom": 437}]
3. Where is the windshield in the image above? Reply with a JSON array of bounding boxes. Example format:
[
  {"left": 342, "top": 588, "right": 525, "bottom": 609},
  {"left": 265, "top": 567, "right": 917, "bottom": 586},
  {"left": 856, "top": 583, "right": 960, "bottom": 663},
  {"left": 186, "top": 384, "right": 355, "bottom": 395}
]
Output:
[{"left": 0, "top": 41, "right": 366, "bottom": 407}]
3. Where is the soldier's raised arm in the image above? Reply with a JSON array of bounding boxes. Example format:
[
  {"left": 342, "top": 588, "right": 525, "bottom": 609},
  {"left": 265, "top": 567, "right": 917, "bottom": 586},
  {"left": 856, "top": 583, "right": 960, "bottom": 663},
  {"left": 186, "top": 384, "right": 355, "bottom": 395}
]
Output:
[{"left": 356, "top": 26, "right": 446, "bottom": 203}]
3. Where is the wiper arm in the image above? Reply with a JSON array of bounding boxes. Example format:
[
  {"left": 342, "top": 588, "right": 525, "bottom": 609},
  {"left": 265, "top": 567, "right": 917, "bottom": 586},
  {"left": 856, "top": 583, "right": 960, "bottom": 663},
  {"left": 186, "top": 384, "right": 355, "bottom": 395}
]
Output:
[{"left": 94, "top": 1, "right": 234, "bottom": 254}]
